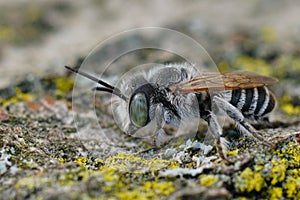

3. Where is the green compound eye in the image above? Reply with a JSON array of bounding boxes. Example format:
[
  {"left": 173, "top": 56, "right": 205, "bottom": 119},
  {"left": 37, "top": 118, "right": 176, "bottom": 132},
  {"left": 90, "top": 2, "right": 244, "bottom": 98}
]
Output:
[{"left": 129, "top": 93, "right": 149, "bottom": 127}]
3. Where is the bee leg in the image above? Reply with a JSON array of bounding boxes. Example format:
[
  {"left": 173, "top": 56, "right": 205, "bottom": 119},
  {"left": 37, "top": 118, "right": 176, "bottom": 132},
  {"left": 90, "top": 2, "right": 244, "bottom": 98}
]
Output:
[
  {"left": 205, "top": 111, "right": 231, "bottom": 164},
  {"left": 153, "top": 128, "right": 173, "bottom": 147},
  {"left": 213, "top": 96, "right": 272, "bottom": 146},
  {"left": 237, "top": 121, "right": 272, "bottom": 146}
]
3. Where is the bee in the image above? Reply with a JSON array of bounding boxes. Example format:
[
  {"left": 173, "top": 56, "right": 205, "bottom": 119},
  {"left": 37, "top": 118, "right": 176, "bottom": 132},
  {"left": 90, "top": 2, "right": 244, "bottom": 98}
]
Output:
[{"left": 65, "top": 63, "right": 277, "bottom": 162}]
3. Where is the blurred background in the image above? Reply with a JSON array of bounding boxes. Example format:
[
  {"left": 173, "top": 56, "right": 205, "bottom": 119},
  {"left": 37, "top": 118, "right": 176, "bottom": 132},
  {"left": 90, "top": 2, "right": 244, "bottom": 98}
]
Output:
[{"left": 1, "top": 0, "right": 300, "bottom": 115}]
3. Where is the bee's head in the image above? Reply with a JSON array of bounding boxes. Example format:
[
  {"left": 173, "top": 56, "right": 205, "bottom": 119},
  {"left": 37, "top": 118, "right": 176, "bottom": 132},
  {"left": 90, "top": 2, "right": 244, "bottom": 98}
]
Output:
[
  {"left": 128, "top": 82, "right": 180, "bottom": 130},
  {"left": 65, "top": 65, "right": 188, "bottom": 137},
  {"left": 65, "top": 66, "right": 155, "bottom": 131}
]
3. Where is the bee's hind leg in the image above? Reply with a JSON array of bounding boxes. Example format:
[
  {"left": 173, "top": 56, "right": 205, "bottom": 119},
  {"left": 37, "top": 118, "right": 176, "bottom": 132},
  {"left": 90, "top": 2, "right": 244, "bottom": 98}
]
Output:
[{"left": 213, "top": 96, "right": 272, "bottom": 146}]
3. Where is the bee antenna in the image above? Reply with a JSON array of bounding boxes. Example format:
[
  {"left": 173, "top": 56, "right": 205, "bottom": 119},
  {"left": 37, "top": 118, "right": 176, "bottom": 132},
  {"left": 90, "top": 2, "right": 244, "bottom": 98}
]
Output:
[
  {"left": 65, "top": 66, "right": 127, "bottom": 101},
  {"left": 92, "top": 87, "right": 127, "bottom": 101},
  {"left": 65, "top": 66, "right": 115, "bottom": 89}
]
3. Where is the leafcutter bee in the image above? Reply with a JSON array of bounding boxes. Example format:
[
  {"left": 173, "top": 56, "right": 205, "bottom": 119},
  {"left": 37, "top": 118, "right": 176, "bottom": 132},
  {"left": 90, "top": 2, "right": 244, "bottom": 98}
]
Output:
[{"left": 65, "top": 63, "right": 277, "bottom": 162}]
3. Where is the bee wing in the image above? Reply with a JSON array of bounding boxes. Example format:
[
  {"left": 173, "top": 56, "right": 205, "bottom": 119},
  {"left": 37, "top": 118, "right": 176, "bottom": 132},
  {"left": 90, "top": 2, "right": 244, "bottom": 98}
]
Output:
[{"left": 169, "top": 71, "right": 278, "bottom": 94}]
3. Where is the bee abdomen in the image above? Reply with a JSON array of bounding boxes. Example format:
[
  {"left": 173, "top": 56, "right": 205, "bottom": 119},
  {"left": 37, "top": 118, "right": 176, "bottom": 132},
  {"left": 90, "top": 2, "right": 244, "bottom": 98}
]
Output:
[
  {"left": 225, "top": 86, "right": 276, "bottom": 120},
  {"left": 257, "top": 88, "right": 276, "bottom": 117}
]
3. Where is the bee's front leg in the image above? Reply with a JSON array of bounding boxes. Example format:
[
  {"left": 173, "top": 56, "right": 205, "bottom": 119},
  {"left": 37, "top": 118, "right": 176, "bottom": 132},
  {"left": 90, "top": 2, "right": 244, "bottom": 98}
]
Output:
[
  {"left": 205, "top": 111, "right": 231, "bottom": 164},
  {"left": 153, "top": 128, "right": 174, "bottom": 147}
]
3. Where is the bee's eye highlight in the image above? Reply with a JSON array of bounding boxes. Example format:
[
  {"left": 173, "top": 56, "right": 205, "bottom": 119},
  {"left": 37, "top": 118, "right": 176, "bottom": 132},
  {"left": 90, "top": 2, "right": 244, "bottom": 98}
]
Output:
[{"left": 129, "top": 93, "right": 148, "bottom": 127}]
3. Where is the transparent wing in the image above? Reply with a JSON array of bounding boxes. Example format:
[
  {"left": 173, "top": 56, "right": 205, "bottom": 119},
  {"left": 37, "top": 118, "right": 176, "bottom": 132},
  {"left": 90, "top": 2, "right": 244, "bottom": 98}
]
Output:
[{"left": 169, "top": 71, "right": 278, "bottom": 94}]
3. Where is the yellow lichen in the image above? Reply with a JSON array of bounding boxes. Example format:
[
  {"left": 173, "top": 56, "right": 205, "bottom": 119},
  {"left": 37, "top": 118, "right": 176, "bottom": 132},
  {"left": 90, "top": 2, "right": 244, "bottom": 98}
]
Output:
[
  {"left": 95, "top": 158, "right": 104, "bottom": 166},
  {"left": 281, "top": 104, "right": 300, "bottom": 116},
  {"left": 253, "top": 164, "right": 263, "bottom": 172},
  {"left": 276, "top": 142, "right": 300, "bottom": 168},
  {"left": 0, "top": 25, "right": 15, "bottom": 42},
  {"left": 59, "top": 158, "right": 65, "bottom": 163},
  {"left": 97, "top": 154, "right": 176, "bottom": 199},
  {"left": 116, "top": 191, "right": 148, "bottom": 200},
  {"left": 268, "top": 159, "right": 286, "bottom": 185},
  {"left": 218, "top": 61, "right": 230, "bottom": 73},
  {"left": 100, "top": 167, "right": 121, "bottom": 192},
  {"left": 280, "top": 94, "right": 300, "bottom": 116},
  {"left": 261, "top": 27, "right": 277, "bottom": 43},
  {"left": 14, "top": 176, "right": 49, "bottom": 190},
  {"left": 268, "top": 187, "right": 283, "bottom": 200},
  {"left": 282, "top": 168, "right": 300, "bottom": 199},
  {"left": 200, "top": 175, "right": 218, "bottom": 187},
  {"left": 15, "top": 88, "right": 33, "bottom": 101},
  {"left": 74, "top": 157, "right": 88, "bottom": 167},
  {"left": 227, "top": 149, "right": 239, "bottom": 156},
  {"left": 100, "top": 166, "right": 117, "bottom": 182},
  {"left": 104, "top": 153, "right": 169, "bottom": 173},
  {"left": 115, "top": 181, "right": 174, "bottom": 200},
  {"left": 235, "top": 167, "right": 266, "bottom": 192},
  {"left": 274, "top": 56, "right": 300, "bottom": 78},
  {"left": 0, "top": 87, "right": 34, "bottom": 107},
  {"left": 142, "top": 181, "right": 174, "bottom": 196},
  {"left": 284, "top": 175, "right": 300, "bottom": 199},
  {"left": 169, "top": 161, "right": 179, "bottom": 169},
  {"left": 54, "top": 77, "right": 74, "bottom": 97},
  {"left": 232, "top": 56, "right": 272, "bottom": 76}
]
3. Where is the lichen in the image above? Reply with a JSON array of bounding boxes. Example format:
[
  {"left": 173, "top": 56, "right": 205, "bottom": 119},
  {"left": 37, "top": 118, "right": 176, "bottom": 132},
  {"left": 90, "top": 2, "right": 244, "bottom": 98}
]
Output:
[
  {"left": 235, "top": 167, "right": 266, "bottom": 192},
  {"left": 59, "top": 157, "right": 65, "bottom": 163},
  {"left": 280, "top": 94, "right": 300, "bottom": 116},
  {"left": 283, "top": 169, "right": 300, "bottom": 199},
  {"left": 274, "top": 141, "right": 300, "bottom": 168},
  {"left": 200, "top": 175, "right": 218, "bottom": 187},
  {"left": 273, "top": 56, "right": 300, "bottom": 79},
  {"left": 268, "top": 159, "right": 286, "bottom": 185},
  {"left": 54, "top": 77, "right": 74, "bottom": 98},
  {"left": 260, "top": 26, "right": 277, "bottom": 43},
  {"left": 104, "top": 153, "right": 170, "bottom": 173},
  {"left": 234, "top": 141, "right": 300, "bottom": 199},
  {"left": 232, "top": 56, "right": 272, "bottom": 76},
  {"left": 268, "top": 187, "right": 283, "bottom": 200},
  {"left": 169, "top": 161, "right": 180, "bottom": 169},
  {"left": 142, "top": 181, "right": 175, "bottom": 196},
  {"left": 227, "top": 149, "right": 239, "bottom": 156},
  {"left": 115, "top": 181, "right": 175, "bottom": 200},
  {"left": 74, "top": 157, "right": 89, "bottom": 167},
  {"left": 0, "top": 87, "right": 34, "bottom": 107}
]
